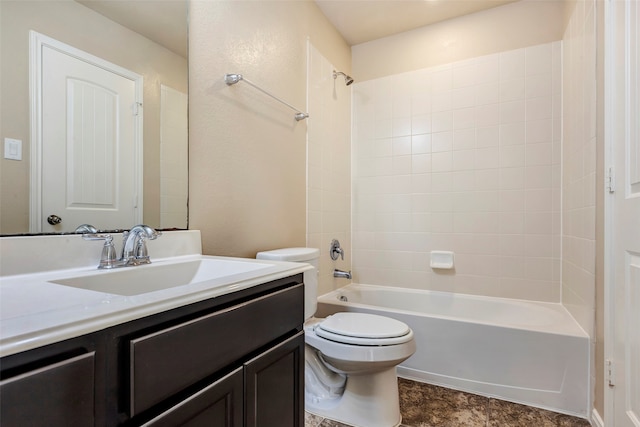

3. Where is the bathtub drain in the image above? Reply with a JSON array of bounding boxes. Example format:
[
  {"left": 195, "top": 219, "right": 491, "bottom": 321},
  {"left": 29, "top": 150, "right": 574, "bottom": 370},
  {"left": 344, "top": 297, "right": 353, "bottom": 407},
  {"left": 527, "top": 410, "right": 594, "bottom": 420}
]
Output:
[{"left": 338, "top": 295, "right": 348, "bottom": 302}]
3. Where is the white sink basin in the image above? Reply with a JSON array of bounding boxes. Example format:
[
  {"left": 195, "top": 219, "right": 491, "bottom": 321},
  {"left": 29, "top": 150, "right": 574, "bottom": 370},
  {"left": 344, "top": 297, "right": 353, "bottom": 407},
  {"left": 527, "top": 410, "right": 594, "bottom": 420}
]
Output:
[{"left": 51, "top": 258, "right": 272, "bottom": 296}]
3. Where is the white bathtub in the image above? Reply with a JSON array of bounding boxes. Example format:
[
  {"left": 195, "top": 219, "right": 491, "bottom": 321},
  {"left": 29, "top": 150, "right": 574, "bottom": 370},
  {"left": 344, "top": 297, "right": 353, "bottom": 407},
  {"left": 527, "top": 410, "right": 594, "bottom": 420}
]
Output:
[{"left": 315, "top": 283, "right": 590, "bottom": 418}]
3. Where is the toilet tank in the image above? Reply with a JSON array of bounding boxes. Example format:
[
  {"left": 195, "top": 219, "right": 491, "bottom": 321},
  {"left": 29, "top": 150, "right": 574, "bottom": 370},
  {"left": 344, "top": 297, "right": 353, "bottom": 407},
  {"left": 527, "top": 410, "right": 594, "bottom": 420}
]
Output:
[{"left": 256, "top": 248, "right": 319, "bottom": 320}]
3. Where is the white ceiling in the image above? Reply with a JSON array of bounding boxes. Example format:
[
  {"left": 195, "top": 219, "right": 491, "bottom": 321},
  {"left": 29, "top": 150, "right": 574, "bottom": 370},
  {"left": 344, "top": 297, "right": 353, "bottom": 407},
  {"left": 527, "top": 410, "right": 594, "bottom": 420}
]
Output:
[{"left": 315, "top": 0, "right": 520, "bottom": 46}]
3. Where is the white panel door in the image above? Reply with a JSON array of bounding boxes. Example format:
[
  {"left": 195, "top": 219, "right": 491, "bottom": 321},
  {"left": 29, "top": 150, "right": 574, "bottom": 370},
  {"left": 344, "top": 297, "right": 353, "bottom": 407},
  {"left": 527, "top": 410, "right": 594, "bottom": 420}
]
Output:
[
  {"left": 32, "top": 33, "right": 142, "bottom": 232},
  {"left": 609, "top": 1, "right": 640, "bottom": 425}
]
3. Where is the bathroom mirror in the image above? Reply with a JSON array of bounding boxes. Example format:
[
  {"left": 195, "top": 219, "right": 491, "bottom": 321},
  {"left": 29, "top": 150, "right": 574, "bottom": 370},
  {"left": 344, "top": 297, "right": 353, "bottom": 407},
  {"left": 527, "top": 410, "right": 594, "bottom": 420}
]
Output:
[{"left": 0, "top": 0, "right": 188, "bottom": 235}]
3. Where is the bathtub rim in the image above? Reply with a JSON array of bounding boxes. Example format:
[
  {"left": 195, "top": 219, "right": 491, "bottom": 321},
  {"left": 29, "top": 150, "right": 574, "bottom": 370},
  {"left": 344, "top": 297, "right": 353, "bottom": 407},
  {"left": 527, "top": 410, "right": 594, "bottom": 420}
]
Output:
[{"left": 317, "top": 283, "right": 589, "bottom": 338}]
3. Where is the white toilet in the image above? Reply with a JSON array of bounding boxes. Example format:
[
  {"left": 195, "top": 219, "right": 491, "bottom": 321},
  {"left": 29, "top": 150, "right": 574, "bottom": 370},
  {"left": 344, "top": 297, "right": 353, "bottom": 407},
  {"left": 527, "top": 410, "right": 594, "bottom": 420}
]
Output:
[{"left": 256, "top": 248, "right": 416, "bottom": 427}]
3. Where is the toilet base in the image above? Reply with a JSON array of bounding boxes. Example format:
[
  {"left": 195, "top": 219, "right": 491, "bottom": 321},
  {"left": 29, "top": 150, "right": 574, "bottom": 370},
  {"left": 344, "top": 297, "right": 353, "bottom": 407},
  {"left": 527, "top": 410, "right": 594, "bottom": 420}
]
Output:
[{"left": 305, "top": 366, "right": 402, "bottom": 427}]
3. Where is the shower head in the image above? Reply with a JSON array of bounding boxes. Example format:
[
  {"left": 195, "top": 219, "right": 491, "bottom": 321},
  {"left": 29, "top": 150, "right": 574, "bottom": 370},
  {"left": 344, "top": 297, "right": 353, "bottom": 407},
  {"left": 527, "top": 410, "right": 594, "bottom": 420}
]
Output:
[{"left": 333, "top": 70, "right": 354, "bottom": 86}]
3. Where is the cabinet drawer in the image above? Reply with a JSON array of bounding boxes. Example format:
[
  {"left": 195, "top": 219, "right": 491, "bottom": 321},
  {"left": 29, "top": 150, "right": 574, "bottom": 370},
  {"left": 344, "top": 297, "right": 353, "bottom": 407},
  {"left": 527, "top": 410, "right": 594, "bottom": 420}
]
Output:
[
  {"left": 0, "top": 352, "right": 95, "bottom": 427},
  {"left": 130, "top": 283, "right": 303, "bottom": 415}
]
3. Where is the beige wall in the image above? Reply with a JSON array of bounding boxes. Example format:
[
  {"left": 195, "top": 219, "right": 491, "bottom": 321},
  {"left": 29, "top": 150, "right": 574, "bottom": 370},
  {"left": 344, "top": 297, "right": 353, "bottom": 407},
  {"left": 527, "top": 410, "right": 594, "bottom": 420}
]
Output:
[
  {"left": 188, "top": 0, "right": 350, "bottom": 258},
  {"left": 352, "top": 0, "right": 567, "bottom": 82},
  {"left": 0, "top": 1, "right": 187, "bottom": 234}
]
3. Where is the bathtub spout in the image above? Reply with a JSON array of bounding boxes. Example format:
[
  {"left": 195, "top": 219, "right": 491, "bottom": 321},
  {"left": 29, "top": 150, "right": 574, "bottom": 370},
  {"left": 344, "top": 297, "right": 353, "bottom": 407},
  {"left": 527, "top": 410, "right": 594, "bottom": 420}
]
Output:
[{"left": 333, "top": 269, "right": 352, "bottom": 279}]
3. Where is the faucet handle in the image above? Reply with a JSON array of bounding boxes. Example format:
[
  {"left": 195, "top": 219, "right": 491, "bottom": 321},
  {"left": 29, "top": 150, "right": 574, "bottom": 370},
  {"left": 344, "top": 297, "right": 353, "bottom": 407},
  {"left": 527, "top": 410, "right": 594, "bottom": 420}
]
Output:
[
  {"left": 83, "top": 234, "right": 118, "bottom": 269},
  {"left": 134, "top": 237, "right": 151, "bottom": 264},
  {"left": 330, "top": 239, "right": 344, "bottom": 261}
]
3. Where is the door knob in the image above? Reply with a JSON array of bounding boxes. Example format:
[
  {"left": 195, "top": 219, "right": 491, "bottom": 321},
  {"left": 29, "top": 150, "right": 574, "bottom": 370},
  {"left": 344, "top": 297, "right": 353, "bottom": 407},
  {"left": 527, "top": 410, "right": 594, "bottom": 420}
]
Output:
[{"left": 47, "top": 214, "right": 62, "bottom": 225}]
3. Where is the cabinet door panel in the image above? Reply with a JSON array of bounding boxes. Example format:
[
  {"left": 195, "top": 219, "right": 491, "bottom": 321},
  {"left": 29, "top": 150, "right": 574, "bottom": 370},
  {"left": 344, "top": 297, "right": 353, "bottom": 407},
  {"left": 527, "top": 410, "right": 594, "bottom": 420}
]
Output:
[
  {"left": 0, "top": 352, "right": 95, "bottom": 427},
  {"left": 143, "top": 368, "right": 243, "bottom": 427},
  {"left": 245, "top": 331, "right": 304, "bottom": 427},
  {"left": 130, "top": 284, "right": 303, "bottom": 415}
]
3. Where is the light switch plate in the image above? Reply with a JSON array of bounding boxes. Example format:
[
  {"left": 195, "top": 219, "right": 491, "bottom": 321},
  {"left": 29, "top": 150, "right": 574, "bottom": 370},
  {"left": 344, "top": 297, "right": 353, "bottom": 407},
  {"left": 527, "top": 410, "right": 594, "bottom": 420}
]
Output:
[{"left": 4, "top": 138, "right": 22, "bottom": 161}]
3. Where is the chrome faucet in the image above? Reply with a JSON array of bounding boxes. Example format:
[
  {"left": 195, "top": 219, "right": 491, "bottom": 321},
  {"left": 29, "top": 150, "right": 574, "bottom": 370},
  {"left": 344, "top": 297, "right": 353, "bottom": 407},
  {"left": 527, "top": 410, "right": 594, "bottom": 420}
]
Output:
[
  {"left": 120, "top": 225, "right": 162, "bottom": 266},
  {"left": 83, "top": 224, "right": 161, "bottom": 269},
  {"left": 333, "top": 269, "right": 352, "bottom": 280}
]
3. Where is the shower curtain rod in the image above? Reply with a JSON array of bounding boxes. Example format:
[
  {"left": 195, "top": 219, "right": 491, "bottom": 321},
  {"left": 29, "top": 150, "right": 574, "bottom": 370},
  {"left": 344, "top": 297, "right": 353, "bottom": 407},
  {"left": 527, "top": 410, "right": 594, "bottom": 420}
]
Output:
[{"left": 224, "top": 73, "right": 309, "bottom": 121}]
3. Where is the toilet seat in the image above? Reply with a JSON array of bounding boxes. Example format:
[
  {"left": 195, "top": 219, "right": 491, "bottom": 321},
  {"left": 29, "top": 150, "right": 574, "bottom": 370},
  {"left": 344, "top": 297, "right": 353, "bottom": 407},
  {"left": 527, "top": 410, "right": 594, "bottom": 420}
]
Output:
[{"left": 315, "top": 312, "right": 412, "bottom": 346}]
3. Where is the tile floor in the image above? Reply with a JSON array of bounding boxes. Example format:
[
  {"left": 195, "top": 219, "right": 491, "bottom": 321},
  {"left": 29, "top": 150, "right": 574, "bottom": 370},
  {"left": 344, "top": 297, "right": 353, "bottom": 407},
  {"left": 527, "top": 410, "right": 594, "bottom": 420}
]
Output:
[{"left": 305, "top": 378, "right": 592, "bottom": 427}]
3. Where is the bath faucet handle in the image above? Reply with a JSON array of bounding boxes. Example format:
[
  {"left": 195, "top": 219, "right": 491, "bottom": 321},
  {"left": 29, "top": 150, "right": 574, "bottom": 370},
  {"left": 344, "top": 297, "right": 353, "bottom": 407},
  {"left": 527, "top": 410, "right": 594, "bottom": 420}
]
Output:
[
  {"left": 83, "top": 233, "right": 118, "bottom": 269},
  {"left": 134, "top": 235, "right": 152, "bottom": 264},
  {"left": 330, "top": 239, "right": 344, "bottom": 261}
]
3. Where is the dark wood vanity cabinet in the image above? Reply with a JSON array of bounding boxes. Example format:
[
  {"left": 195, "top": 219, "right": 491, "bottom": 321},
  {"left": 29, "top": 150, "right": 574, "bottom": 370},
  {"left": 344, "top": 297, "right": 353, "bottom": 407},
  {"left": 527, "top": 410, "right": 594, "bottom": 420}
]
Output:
[
  {"left": 0, "top": 274, "right": 304, "bottom": 427},
  {"left": 145, "top": 331, "right": 304, "bottom": 427},
  {"left": 0, "top": 351, "right": 97, "bottom": 427},
  {"left": 245, "top": 331, "right": 304, "bottom": 426},
  {"left": 143, "top": 367, "right": 245, "bottom": 427}
]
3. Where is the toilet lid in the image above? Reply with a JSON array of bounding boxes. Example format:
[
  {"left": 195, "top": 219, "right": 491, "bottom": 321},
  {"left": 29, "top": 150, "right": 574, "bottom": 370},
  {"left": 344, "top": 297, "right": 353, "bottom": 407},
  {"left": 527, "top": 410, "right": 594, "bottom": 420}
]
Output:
[{"left": 315, "top": 312, "right": 412, "bottom": 346}]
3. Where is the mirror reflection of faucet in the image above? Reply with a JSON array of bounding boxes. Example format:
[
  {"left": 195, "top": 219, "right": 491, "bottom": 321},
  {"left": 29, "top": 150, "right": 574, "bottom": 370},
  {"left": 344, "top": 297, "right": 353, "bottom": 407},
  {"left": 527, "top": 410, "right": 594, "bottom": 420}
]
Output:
[
  {"left": 74, "top": 224, "right": 98, "bottom": 233},
  {"left": 83, "top": 224, "right": 161, "bottom": 269}
]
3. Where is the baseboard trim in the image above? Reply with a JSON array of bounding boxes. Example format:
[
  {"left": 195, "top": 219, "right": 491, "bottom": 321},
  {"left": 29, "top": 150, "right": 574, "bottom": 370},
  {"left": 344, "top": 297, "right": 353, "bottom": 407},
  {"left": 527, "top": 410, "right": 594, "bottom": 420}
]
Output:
[{"left": 592, "top": 408, "right": 604, "bottom": 427}]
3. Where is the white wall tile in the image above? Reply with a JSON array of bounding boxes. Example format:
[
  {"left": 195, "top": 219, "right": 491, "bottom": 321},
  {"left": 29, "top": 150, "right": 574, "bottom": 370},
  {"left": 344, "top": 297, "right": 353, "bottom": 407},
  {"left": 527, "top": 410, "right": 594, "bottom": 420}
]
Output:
[
  {"left": 412, "top": 133, "right": 431, "bottom": 153},
  {"left": 500, "top": 48, "right": 526, "bottom": 80},
  {"left": 526, "top": 119, "right": 553, "bottom": 143},
  {"left": 500, "top": 78, "right": 526, "bottom": 102},
  {"left": 476, "top": 83, "right": 500, "bottom": 105},
  {"left": 392, "top": 117, "right": 412, "bottom": 136},
  {"left": 500, "top": 145, "right": 526, "bottom": 168},
  {"left": 452, "top": 150, "right": 476, "bottom": 172},
  {"left": 561, "top": 0, "right": 597, "bottom": 335},
  {"left": 412, "top": 114, "right": 432, "bottom": 134},
  {"left": 500, "top": 123, "right": 526, "bottom": 146},
  {"left": 476, "top": 126, "right": 499, "bottom": 148},
  {"left": 432, "top": 111, "right": 454, "bottom": 132},
  {"left": 526, "top": 73, "right": 553, "bottom": 98},
  {"left": 412, "top": 94, "right": 431, "bottom": 115},
  {"left": 500, "top": 100, "right": 526, "bottom": 123},
  {"left": 475, "top": 147, "right": 500, "bottom": 169},
  {"left": 476, "top": 103, "right": 500, "bottom": 127},
  {"left": 412, "top": 154, "right": 432, "bottom": 173},
  {"left": 307, "top": 44, "right": 351, "bottom": 295},
  {"left": 453, "top": 128, "right": 477, "bottom": 150},
  {"left": 432, "top": 131, "right": 454, "bottom": 152},
  {"left": 525, "top": 43, "right": 553, "bottom": 76},
  {"left": 351, "top": 42, "right": 562, "bottom": 302},
  {"left": 453, "top": 107, "right": 477, "bottom": 129},
  {"left": 476, "top": 56, "right": 500, "bottom": 84}
]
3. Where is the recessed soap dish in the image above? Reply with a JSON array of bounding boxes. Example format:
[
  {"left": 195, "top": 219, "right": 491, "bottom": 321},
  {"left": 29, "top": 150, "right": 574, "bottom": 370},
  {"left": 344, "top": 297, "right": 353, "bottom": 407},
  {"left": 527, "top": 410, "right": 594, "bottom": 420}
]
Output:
[{"left": 430, "top": 251, "right": 454, "bottom": 269}]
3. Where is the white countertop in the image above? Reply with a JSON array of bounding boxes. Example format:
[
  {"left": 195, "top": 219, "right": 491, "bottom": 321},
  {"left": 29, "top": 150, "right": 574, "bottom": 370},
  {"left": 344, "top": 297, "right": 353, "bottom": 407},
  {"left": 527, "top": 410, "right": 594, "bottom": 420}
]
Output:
[{"left": 0, "top": 231, "right": 311, "bottom": 358}]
